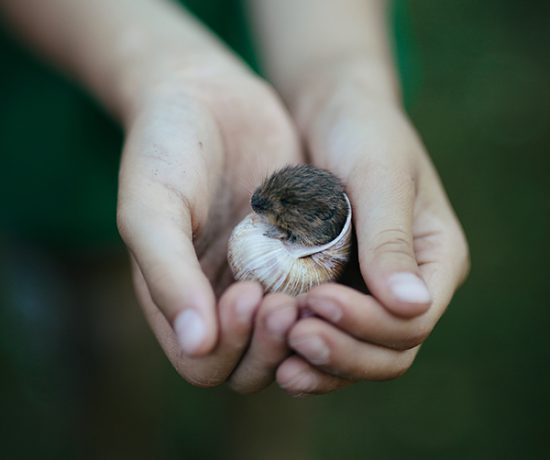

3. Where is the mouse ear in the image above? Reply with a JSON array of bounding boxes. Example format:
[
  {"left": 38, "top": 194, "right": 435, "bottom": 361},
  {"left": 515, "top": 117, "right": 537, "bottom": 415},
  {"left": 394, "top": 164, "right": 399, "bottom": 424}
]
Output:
[{"left": 319, "top": 208, "right": 336, "bottom": 221}]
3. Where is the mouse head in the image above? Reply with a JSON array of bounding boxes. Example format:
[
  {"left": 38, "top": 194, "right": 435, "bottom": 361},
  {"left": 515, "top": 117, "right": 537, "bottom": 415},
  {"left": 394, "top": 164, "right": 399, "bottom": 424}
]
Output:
[{"left": 250, "top": 165, "right": 347, "bottom": 245}]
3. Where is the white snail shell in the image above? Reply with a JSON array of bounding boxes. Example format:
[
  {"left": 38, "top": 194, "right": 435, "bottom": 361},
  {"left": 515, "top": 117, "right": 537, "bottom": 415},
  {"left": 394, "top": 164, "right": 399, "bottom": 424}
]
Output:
[{"left": 227, "top": 195, "right": 352, "bottom": 296}]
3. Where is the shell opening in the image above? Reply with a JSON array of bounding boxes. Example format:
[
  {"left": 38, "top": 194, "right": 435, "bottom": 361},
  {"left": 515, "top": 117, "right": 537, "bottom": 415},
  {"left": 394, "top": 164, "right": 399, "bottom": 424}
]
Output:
[{"left": 227, "top": 193, "right": 353, "bottom": 296}]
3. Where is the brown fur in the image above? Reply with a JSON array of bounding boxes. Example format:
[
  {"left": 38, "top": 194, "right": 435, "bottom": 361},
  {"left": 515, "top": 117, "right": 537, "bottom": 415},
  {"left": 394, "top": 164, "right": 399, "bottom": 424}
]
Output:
[{"left": 250, "top": 165, "right": 348, "bottom": 246}]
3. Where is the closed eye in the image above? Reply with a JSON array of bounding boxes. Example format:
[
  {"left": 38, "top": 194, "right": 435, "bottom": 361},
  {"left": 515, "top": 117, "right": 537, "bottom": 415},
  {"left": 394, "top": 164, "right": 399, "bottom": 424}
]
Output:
[{"left": 319, "top": 208, "right": 335, "bottom": 220}]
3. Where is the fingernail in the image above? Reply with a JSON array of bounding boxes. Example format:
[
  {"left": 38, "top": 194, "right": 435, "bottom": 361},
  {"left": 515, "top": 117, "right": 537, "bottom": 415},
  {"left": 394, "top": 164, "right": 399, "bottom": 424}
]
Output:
[
  {"left": 388, "top": 272, "right": 432, "bottom": 304},
  {"left": 308, "top": 298, "right": 342, "bottom": 322},
  {"left": 174, "top": 309, "right": 206, "bottom": 355},
  {"left": 266, "top": 306, "right": 296, "bottom": 337},
  {"left": 234, "top": 295, "right": 258, "bottom": 324},
  {"left": 280, "top": 373, "right": 315, "bottom": 396},
  {"left": 290, "top": 337, "right": 330, "bottom": 365},
  {"left": 278, "top": 361, "right": 314, "bottom": 394}
]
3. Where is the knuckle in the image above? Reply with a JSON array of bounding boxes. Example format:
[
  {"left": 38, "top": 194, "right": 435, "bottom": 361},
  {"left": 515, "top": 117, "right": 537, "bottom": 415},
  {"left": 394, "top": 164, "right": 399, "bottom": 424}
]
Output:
[
  {"left": 147, "top": 272, "right": 176, "bottom": 308},
  {"left": 447, "top": 225, "right": 471, "bottom": 286},
  {"left": 148, "top": 290, "right": 169, "bottom": 316},
  {"left": 250, "top": 77, "right": 278, "bottom": 100},
  {"left": 227, "top": 378, "right": 261, "bottom": 395},
  {"left": 391, "top": 320, "right": 432, "bottom": 350},
  {"left": 370, "top": 228, "right": 414, "bottom": 260},
  {"left": 181, "top": 367, "right": 226, "bottom": 389},
  {"left": 377, "top": 353, "right": 416, "bottom": 381},
  {"left": 385, "top": 362, "right": 412, "bottom": 380},
  {"left": 160, "top": 182, "right": 194, "bottom": 216},
  {"left": 226, "top": 381, "right": 248, "bottom": 395},
  {"left": 261, "top": 293, "right": 294, "bottom": 313},
  {"left": 186, "top": 375, "right": 223, "bottom": 389},
  {"left": 116, "top": 206, "right": 135, "bottom": 243},
  {"left": 278, "top": 371, "right": 316, "bottom": 396},
  {"left": 289, "top": 317, "right": 323, "bottom": 339}
]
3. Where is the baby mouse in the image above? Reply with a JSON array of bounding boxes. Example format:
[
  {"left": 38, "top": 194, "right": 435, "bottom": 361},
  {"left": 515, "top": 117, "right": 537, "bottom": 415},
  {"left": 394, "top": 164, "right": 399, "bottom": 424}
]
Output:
[{"left": 250, "top": 165, "right": 348, "bottom": 246}]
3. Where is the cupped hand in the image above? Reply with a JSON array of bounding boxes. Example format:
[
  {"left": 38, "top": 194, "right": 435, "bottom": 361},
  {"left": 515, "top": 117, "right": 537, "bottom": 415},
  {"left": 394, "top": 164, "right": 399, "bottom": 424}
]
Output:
[
  {"left": 277, "top": 72, "right": 470, "bottom": 395},
  {"left": 116, "top": 63, "right": 303, "bottom": 388}
]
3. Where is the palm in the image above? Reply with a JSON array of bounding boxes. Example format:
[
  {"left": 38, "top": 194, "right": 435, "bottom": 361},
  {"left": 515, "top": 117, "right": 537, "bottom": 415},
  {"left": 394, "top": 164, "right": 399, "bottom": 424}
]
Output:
[
  {"left": 187, "top": 77, "right": 304, "bottom": 295},
  {"left": 117, "top": 71, "right": 304, "bottom": 382}
]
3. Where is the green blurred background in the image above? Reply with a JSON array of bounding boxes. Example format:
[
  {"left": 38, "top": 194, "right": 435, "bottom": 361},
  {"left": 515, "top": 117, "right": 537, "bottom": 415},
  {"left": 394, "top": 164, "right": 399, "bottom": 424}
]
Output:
[{"left": 1, "top": 0, "right": 549, "bottom": 458}]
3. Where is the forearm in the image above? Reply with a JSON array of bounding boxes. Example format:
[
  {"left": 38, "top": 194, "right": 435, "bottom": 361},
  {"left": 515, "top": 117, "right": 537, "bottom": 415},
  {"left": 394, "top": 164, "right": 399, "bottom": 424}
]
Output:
[
  {"left": 247, "top": 0, "right": 399, "bottom": 106},
  {"left": 0, "top": 0, "right": 241, "bottom": 123}
]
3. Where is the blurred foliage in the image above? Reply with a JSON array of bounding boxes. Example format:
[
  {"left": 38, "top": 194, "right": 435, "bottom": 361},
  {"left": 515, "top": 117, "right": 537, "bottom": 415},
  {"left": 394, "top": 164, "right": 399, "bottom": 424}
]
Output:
[{"left": 1, "top": 0, "right": 549, "bottom": 459}]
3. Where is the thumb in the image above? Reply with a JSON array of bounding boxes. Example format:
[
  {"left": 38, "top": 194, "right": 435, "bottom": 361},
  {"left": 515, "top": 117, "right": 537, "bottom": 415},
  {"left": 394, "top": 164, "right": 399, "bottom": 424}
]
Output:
[
  {"left": 351, "top": 165, "right": 432, "bottom": 317},
  {"left": 119, "top": 204, "right": 217, "bottom": 356},
  {"left": 117, "top": 106, "right": 222, "bottom": 356}
]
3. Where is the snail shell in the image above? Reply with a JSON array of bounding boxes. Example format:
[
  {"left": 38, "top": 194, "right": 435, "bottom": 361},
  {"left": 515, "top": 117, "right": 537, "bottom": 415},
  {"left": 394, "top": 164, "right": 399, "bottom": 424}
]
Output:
[{"left": 227, "top": 195, "right": 352, "bottom": 296}]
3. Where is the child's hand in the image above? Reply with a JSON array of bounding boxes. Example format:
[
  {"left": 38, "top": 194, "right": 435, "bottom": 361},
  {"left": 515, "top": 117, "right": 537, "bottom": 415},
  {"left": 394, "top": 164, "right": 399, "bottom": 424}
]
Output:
[
  {"left": 117, "top": 63, "right": 303, "bottom": 390},
  {"left": 276, "top": 73, "right": 470, "bottom": 395},
  {"left": 3, "top": 0, "right": 470, "bottom": 395},
  {"left": 246, "top": 0, "right": 470, "bottom": 394}
]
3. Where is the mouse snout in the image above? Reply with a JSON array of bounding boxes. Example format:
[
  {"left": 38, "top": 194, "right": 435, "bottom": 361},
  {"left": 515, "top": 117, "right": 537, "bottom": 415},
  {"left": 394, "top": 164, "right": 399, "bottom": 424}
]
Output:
[{"left": 251, "top": 193, "right": 270, "bottom": 213}]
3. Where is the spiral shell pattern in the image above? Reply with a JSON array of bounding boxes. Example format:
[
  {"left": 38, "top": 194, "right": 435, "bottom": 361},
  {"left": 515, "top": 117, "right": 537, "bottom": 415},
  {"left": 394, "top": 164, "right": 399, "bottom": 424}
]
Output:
[{"left": 228, "top": 195, "right": 352, "bottom": 296}]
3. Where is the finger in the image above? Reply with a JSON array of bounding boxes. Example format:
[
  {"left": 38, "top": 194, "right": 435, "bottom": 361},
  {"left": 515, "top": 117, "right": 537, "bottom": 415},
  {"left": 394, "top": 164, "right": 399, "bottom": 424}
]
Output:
[
  {"left": 415, "top": 190, "right": 471, "bottom": 326},
  {"left": 229, "top": 293, "right": 298, "bottom": 394},
  {"left": 276, "top": 356, "right": 351, "bottom": 396},
  {"left": 349, "top": 162, "right": 432, "bottom": 317},
  {"left": 122, "top": 210, "right": 216, "bottom": 356},
  {"left": 195, "top": 281, "right": 263, "bottom": 382},
  {"left": 135, "top": 268, "right": 263, "bottom": 386},
  {"left": 118, "top": 105, "right": 223, "bottom": 356},
  {"left": 303, "top": 174, "right": 469, "bottom": 352},
  {"left": 304, "top": 283, "right": 433, "bottom": 351},
  {"left": 288, "top": 318, "right": 418, "bottom": 381}
]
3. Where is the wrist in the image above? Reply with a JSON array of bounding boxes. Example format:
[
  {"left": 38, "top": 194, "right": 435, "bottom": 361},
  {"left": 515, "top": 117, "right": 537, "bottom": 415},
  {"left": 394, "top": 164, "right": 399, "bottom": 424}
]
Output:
[
  {"left": 57, "top": 0, "right": 251, "bottom": 126},
  {"left": 289, "top": 56, "right": 402, "bottom": 133},
  {"left": 115, "top": 48, "right": 248, "bottom": 127}
]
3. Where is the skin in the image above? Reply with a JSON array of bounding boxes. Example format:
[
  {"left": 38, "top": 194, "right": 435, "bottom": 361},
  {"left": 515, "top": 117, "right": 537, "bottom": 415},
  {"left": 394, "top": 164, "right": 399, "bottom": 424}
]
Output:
[
  {"left": 251, "top": 165, "right": 348, "bottom": 246},
  {"left": 1, "top": 0, "right": 470, "bottom": 395},
  {"left": 1, "top": 0, "right": 303, "bottom": 391},
  {"left": 250, "top": 0, "right": 470, "bottom": 394}
]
